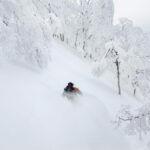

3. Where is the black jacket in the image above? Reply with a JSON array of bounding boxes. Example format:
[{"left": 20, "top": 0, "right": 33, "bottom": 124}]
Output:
[{"left": 64, "top": 86, "right": 74, "bottom": 92}]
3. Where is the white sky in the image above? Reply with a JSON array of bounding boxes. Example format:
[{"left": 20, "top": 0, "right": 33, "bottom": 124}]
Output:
[{"left": 113, "top": 0, "right": 150, "bottom": 32}]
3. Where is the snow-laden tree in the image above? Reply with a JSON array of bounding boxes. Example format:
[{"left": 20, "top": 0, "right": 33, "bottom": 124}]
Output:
[
  {"left": 114, "top": 18, "right": 150, "bottom": 99},
  {"left": 114, "top": 18, "right": 150, "bottom": 57},
  {"left": 104, "top": 40, "right": 122, "bottom": 95},
  {"left": 98, "top": 39, "right": 127, "bottom": 95},
  {"left": 0, "top": 0, "right": 51, "bottom": 68},
  {"left": 89, "top": 0, "right": 114, "bottom": 60},
  {"left": 93, "top": 18, "right": 150, "bottom": 99},
  {"left": 48, "top": 0, "right": 114, "bottom": 61},
  {"left": 76, "top": 0, "right": 114, "bottom": 60}
]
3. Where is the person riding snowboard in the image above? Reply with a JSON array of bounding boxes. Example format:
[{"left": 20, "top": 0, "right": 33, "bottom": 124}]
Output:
[{"left": 63, "top": 82, "right": 82, "bottom": 100}]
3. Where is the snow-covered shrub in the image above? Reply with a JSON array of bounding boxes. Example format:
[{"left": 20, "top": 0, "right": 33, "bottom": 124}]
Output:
[{"left": 115, "top": 104, "right": 150, "bottom": 147}]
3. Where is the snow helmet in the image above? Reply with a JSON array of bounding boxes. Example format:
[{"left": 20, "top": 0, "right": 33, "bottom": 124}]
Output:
[{"left": 68, "top": 82, "right": 74, "bottom": 87}]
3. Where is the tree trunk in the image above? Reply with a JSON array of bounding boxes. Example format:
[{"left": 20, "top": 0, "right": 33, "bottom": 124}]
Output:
[
  {"left": 134, "top": 88, "right": 136, "bottom": 96},
  {"left": 75, "top": 30, "right": 79, "bottom": 48},
  {"left": 60, "top": 34, "right": 64, "bottom": 42},
  {"left": 115, "top": 59, "right": 121, "bottom": 95}
]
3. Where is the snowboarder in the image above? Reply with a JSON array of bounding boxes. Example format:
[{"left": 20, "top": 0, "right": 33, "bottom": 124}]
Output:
[{"left": 63, "top": 82, "right": 82, "bottom": 100}]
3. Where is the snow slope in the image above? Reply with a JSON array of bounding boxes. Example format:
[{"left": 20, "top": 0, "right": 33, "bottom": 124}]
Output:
[{"left": 0, "top": 41, "right": 144, "bottom": 150}]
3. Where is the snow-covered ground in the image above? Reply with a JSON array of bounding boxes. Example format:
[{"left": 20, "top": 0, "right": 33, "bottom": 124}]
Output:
[{"left": 0, "top": 41, "right": 145, "bottom": 150}]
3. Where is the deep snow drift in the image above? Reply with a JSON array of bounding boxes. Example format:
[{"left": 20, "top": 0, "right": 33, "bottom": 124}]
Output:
[{"left": 0, "top": 41, "right": 145, "bottom": 150}]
